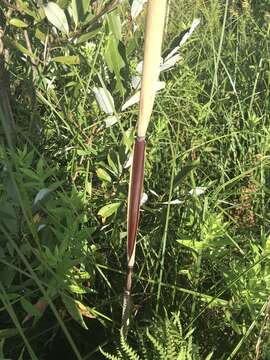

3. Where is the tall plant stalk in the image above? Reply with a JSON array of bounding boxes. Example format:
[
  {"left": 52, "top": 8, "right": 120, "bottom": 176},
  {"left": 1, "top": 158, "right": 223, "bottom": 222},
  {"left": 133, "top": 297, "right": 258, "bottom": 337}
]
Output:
[{"left": 121, "top": 0, "right": 167, "bottom": 336}]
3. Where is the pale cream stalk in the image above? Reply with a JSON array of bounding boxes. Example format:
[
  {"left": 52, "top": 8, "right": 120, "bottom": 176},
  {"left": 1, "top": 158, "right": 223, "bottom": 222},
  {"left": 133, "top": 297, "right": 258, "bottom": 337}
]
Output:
[{"left": 137, "top": 0, "right": 167, "bottom": 138}]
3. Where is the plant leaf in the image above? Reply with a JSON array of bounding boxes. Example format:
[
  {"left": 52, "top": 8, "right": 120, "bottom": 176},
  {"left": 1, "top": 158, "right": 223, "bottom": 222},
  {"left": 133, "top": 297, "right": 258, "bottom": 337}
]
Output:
[
  {"left": 51, "top": 56, "right": 80, "bottom": 65},
  {"left": 173, "top": 161, "right": 200, "bottom": 189},
  {"left": 4, "top": 36, "right": 36, "bottom": 60},
  {"left": 93, "top": 87, "right": 115, "bottom": 115},
  {"left": 9, "top": 18, "right": 28, "bottom": 28},
  {"left": 76, "top": 28, "right": 100, "bottom": 44},
  {"left": 44, "top": 2, "right": 69, "bottom": 34},
  {"left": 71, "top": 0, "right": 89, "bottom": 26},
  {"left": 96, "top": 168, "right": 111, "bottom": 182},
  {"left": 98, "top": 202, "right": 121, "bottom": 218},
  {"left": 104, "top": 115, "right": 118, "bottom": 128},
  {"left": 104, "top": 37, "right": 125, "bottom": 96},
  {"left": 21, "top": 298, "right": 42, "bottom": 319},
  {"left": 33, "top": 188, "right": 51, "bottom": 205},
  {"left": 131, "top": 0, "right": 148, "bottom": 20},
  {"left": 0, "top": 328, "right": 18, "bottom": 340},
  {"left": 121, "top": 82, "right": 165, "bottom": 111},
  {"left": 160, "top": 54, "right": 182, "bottom": 72},
  {"left": 165, "top": 18, "right": 200, "bottom": 61},
  {"left": 75, "top": 300, "right": 95, "bottom": 319},
  {"left": 23, "top": 298, "right": 48, "bottom": 323},
  {"left": 62, "top": 295, "right": 88, "bottom": 329},
  {"left": 16, "top": 0, "right": 39, "bottom": 19},
  {"left": 189, "top": 187, "right": 206, "bottom": 196}
]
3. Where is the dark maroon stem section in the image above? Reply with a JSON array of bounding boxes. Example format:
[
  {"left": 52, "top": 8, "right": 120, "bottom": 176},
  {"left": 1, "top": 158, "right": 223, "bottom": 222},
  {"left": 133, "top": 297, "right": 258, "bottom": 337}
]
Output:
[{"left": 128, "top": 137, "right": 146, "bottom": 260}]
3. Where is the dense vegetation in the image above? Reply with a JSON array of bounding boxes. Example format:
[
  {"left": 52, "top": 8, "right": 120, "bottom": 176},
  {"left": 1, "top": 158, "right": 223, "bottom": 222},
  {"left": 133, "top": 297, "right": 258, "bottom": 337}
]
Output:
[{"left": 1, "top": 0, "right": 270, "bottom": 358}]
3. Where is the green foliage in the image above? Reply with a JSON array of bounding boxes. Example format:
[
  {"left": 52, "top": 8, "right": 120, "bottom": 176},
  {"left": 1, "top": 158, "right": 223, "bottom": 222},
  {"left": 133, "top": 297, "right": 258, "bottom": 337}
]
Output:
[
  {"left": 101, "top": 314, "right": 204, "bottom": 359},
  {"left": 1, "top": 0, "right": 270, "bottom": 359}
]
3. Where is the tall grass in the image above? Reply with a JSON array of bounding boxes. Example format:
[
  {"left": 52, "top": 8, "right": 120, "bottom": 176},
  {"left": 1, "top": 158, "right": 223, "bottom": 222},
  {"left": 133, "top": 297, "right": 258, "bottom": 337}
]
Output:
[{"left": 0, "top": 0, "right": 270, "bottom": 359}]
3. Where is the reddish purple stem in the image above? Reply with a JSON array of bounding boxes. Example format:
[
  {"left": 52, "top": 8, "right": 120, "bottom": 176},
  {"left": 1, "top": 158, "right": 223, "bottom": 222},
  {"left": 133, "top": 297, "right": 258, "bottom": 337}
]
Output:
[{"left": 127, "top": 137, "right": 146, "bottom": 260}]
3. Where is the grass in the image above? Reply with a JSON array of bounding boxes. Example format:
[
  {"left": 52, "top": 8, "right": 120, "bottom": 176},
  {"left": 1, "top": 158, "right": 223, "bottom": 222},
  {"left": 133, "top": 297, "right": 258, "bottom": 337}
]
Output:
[{"left": 1, "top": 0, "right": 270, "bottom": 359}]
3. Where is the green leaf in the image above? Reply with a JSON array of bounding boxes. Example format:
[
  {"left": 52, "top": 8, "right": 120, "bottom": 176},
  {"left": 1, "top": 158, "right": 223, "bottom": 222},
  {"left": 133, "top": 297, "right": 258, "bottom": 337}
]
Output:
[
  {"left": 4, "top": 36, "right": 36, "bottom": 61},
  {"left": 205, "top": 352, "right": 214, "bottom": 360},
  {"left": 71, "top": 0, "right": 89, "bottom": 26},
  {"left": 19, "top": 167, "right": 40, "bottom": 180},
  {"left": 0, "top": 328, "right": 18, "bottom": 340},
  {"left": 44, "top": 2, "right": 69, "bottom": 34},
  {"left": 76, "top": 28, "right": 100, "bottom": 44},
  {"left": 131, "top": 0, "right": 147, "bottom": 20},
  {"left": 62, "top": 294, "right": 88, "bottom": 329},
  {"left": 104, "top": 12, "right": 125, "bottom": 95},
  {"left": 107, "top": 11, "right": 122, "bottom": 40},
  {"left": 96, "top": 168, "right": 112, "bottom": 182},
  {"left": 93, "top": 86, "right": 115, "bottom": 115},
  {"left": 20, "top": 298, "right": 42, "bottom": 318},
  {"left": 177, "top": 239, "right": 206, "bottom": 253},
  {"left": 107, "top": 151, "right": 118, "bottom": 174},
  {"left": 104, "top": 37, "right": 125, "bottom": 95},
  {"left": 9, "top": 18, "right": 28, "bottom": 28},
  {"left": 51, "top": 56, "right": 80, "bottom": 65},
  {"left": 16, "top": 0, "right": 39, "bottom": 19},
  {"left": 75, "top": 300, "right": 95, "bottom": 319},
  {"left": 98, "top": 202, "right": 121, "bottom": 218},
  {"left": 35, "top": 28, "right": 46, "bottom": 42},
  {"left": 173, "top": 160, "right": 200, "bottom": 189},
  {"left": 68, "top": 284, "right": 87, "bottom": 294},
  {"left": 72, "top": 0, "right": 79, "bottom": 26}
]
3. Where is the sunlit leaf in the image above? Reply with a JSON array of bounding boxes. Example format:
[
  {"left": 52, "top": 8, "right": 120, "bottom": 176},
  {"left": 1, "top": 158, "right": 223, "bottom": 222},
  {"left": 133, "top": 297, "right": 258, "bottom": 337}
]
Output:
[
  {"left": 51, "top": 56, "right": 80, "bottom": 65},
  {"left": 131, "top": 75, "right": 141, "bottom": 89},
  {"left": 121, "top": 82, "right": 165, "bottom": 111},
  {"left": 75, "top": 300, "right": 95, "bottom": 319},
  {"left": 68, "top": 284, "right": 87, "bottom": 294},
  {"left": 44, "top": 2, "right": 69, "bottom": 34},
  {"left": 98, "top": 202, "right": 121, "bottom": 218},
  {"left": 4, "top": 36, "right": 36, "bottom": 60},
  {"left": 162, "top": 199, "right": 183, "bottom": 205},
  {"left": 165, "top": 18, "right": 200, "bottom": 61},
  {"left": 107, "top": 11, "right": 122, "bottom": 40},
  {"left": 104, "top": 115, "right": 118, "bottom": 127},
  {"left": 9, "top": 18, "right": 28, "bottom": 28},
  {"left": 35, "top": 28, "right": 46, "bottom": 42},
  {"left": 96, "top": 168, "right": 111, "bottom": 182},
  {"left": 124, "top": 153, "right": 133, "bottom": 169},
  {"left": 160, "top": 54, "right": 182, "bottom": 72},
  {"left": 189, "top": 187, "right": 206, "bottom": 196},
  {"left": 76, "top": 28, "right": 100, "bottom": 44},
  {"left": 93, "top": 87, "right": 115, "bottom": 115},
  {"left": 121, "top": 91, "right": 140, "bottom": 111},
  {"left": 71, "top": 0, "right": 89, "bottom": 25},
  {"left": 16, "top": 0, "right": 39, "bottom": 19},
  {"left": 131, "top": 0, "right": 147, "bottom": 20},
  {"left": 72, "top": 0, "right": 79, "bottom": 26},
  {"left": 104, "top": 37, "right": 125, "bottom": 95}
]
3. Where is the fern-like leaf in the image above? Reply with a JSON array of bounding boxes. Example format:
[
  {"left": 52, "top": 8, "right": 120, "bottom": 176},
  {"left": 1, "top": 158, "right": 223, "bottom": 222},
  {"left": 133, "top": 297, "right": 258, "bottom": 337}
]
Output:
[
  {"left": 100, "top": 346, "right": 121, "bottom": 360},
  {"left": 120, "top": 332, "right": 142, "bottom": 360}
]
